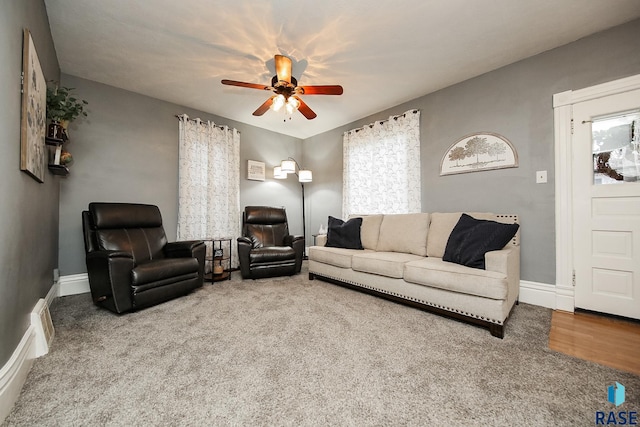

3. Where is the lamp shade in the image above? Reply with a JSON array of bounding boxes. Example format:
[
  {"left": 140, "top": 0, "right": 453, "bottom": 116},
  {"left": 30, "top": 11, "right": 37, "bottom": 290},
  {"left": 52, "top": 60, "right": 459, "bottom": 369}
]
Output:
[
  {"left": 281, "top": 160, "right": 296, "bottom": 174},
  {"left": 273, "top": 166, "right": 287, "bottom": 179},
  {"left": 298, "top": 169, "right": 312, "bottom": 183}
]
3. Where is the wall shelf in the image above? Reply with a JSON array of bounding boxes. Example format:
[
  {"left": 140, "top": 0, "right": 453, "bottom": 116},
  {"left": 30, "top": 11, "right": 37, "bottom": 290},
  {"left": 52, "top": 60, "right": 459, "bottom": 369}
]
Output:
[
  {"left": 45, "top": 137, "right": 69, "bottom": 176},
  {"left": 48, "top": 164, "right": 69, "bottom": 176}
]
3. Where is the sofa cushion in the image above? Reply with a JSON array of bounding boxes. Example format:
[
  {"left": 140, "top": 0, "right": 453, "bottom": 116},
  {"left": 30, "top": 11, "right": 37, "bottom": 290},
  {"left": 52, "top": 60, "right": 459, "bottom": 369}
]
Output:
[
  {"left": 376, "top": 213, "right": 430, "bottom": 256},
  {"left": 326, "top": 216, "right": 363, "bottom": 249},
  {"left": 352, "top": 252, "right": 424, "bottom": 279},
  {"left": 348, "top": 214, "right": 383, "bottom": 250},
  {"left": 426, "top": 212, "right": 498, "bottom": 258},
  {"left": 403, "top": 257, "right": 508, "bottom": 300},
  {"left": 443, "top": 214, "right": 520, "bottom": 269},
  {"left": 309, "top": 246, "right": 372, "bottom": 268}
]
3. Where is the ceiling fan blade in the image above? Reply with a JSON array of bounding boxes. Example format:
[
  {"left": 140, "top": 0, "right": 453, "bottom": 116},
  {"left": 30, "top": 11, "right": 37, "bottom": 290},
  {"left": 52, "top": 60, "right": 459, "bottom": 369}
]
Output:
[
  {"left": 294, "top": 96, "right": 317, "bottom": 120},
  {"left": 297, "top": 85, "right": 343, "bottom": 95},
  {"left": 221, "top": 79, "right": 271, "bottom": 91},
  {"left": 274, "top": 55, "right": 292, "bottom": 84},
  {"left": 253, "top": 97, "right": 275, "bottom": 116}
]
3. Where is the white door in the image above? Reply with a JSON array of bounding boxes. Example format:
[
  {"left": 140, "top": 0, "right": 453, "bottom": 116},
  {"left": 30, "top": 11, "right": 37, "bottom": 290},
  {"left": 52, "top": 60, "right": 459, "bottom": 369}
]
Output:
[{"left": 572, "top": 88, "right": 640, "bottom": 319}]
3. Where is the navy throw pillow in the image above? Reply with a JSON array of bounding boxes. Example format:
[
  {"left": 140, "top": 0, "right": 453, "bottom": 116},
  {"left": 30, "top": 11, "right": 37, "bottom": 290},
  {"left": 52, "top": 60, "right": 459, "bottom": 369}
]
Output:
[
  {"left": 325, "top": 216, "right": 363, "bottom": 249},
  {"left": 443, "top": 214, "right": 519, "bottom": 269}
]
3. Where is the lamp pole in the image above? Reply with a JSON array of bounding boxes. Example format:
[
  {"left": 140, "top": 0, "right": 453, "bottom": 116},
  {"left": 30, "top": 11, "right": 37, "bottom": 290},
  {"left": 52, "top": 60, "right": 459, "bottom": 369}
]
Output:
[
  {"left": 301, "top": 181, "right": 307, "bottom": 259},
  {"left": 275, "top": 157, "right": 312, "bottom": 258}
]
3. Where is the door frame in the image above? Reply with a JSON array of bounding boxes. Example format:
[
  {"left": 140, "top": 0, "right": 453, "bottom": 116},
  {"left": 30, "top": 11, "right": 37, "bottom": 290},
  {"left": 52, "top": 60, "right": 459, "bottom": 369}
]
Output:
[{"left": 553, "top": 73, "right": 640, "bottom": 312}]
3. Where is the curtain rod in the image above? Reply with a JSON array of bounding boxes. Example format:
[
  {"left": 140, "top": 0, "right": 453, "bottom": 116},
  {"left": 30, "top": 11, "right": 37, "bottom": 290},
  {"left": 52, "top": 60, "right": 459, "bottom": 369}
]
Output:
[
  {"left": 349, "top": 109, "right": 419, "bottom": 134},
  {"left": 175, "top": 114, "right": 240, "bottom": 133}
]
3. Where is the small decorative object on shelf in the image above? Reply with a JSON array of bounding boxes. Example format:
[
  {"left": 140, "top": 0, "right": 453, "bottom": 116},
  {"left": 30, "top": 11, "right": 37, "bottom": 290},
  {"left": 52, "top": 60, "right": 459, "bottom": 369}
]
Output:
[
  {"left": 45, "top": 136, "right": 69, "bottom": 176},
  {"left": 203, "top": 238, "right": 232, "bottom": 282}
]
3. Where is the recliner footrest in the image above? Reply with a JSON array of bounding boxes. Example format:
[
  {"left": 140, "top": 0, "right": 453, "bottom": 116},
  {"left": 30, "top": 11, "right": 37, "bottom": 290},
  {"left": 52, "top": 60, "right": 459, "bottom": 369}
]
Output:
[{"left": 132, "top": 258, "right": 199, "bottom": 286}]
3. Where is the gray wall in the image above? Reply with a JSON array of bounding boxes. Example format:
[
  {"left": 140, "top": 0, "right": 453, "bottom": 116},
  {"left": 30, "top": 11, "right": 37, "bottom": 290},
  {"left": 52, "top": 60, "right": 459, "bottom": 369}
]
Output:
[
  {"left": 58, "top": 75, "right": 302, "bottom": 275},
  {"left": 304, "top": 19, "right": 640, "bottom": 285},
  {"left": 0, "top": 0, "right": 60, "bottom": 365}
]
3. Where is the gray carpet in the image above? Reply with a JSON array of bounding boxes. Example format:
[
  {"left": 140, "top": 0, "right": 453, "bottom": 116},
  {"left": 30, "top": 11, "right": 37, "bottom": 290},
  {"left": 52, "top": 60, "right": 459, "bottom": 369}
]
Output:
[{"left": 4, "top": 263, "right": 640, "bottom": 426}]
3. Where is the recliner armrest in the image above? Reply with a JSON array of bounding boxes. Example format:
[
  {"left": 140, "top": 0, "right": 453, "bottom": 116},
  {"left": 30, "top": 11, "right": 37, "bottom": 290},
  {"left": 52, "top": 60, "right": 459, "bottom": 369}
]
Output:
[
  {"left": 283, "top": 235, "right": 304, "bottom": 246},
  {"left": 85, "top": 250, "right": 135, "bottom": 313},
  {"left": 284, "top": 235, "right": 305, "bottom": 273},
  {"left": 164, "top": 240, "right": 204, "bottom": 257},
  {"left": 164, "top": 240, "right": 206, "bottom": 287},
  {"left": 237, "top": 237, "right": 253, "bottom": 279},
  {"left": 237, "top": 236, "right": 252, "bottom": 246}
]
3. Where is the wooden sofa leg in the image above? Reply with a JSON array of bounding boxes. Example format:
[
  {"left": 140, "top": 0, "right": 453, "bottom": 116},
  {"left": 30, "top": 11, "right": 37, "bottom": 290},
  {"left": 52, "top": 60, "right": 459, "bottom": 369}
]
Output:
[
  {"left": 489, "top": 324, "right": 504, "bottom": 339},
  {"left": 309, "top": 272, "right": 315, "bottom": 280}
]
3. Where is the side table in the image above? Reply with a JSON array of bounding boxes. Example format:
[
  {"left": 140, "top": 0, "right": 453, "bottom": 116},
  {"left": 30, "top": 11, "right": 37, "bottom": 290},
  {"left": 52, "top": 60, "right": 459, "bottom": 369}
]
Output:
[{"left": 203, "top": 237, "right": 232, "bottom": 282}]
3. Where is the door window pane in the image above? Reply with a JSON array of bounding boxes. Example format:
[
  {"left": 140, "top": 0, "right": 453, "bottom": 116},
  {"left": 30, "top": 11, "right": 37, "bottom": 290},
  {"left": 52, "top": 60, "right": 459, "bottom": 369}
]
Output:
[{"left": 593, "top": 111, "right": 640, "bottom": 185}]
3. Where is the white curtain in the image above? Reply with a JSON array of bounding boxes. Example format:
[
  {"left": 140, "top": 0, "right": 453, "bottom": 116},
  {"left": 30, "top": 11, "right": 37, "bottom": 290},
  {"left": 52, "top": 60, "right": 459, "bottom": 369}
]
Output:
[
  {"left": 177, "top": 114, "right": 240, "bottom": 267},
  {"left": 342, "top": 109, "right": 421, "bottom": 218}
]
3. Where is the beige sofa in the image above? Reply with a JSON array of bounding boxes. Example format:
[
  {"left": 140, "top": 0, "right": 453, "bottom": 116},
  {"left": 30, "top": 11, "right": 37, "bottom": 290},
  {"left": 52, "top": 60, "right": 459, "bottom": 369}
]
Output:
[{"left": 308, "top": 213, "right": 520, "bottom": 338}]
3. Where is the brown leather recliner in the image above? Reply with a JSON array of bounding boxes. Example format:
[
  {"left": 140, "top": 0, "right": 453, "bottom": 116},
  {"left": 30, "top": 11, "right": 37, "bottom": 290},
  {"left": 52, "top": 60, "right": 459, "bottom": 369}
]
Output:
[
  {"left": 82, "top": 202, "right": 206, "bottom": 313},
  {"left": 237, "top": 206, "right": 304, "bottom": 279}
]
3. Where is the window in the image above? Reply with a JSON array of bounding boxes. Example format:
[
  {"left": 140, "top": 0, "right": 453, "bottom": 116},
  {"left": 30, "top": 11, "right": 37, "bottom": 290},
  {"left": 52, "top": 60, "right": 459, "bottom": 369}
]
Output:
[{"left": 342, "top": 110, "right": 421, "bottom": 218}]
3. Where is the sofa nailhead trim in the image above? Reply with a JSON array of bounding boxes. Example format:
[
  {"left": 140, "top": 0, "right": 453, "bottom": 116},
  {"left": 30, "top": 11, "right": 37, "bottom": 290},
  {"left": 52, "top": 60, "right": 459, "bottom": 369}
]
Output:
[{"left": 312, "top": 271, "right": 503, "bottom": 325}]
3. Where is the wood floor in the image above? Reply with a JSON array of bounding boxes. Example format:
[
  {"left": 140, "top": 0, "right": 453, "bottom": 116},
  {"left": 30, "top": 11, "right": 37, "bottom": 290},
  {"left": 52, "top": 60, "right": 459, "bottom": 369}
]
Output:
[{"left": 549, "top": 310, "right": 640, "bottom": 375}]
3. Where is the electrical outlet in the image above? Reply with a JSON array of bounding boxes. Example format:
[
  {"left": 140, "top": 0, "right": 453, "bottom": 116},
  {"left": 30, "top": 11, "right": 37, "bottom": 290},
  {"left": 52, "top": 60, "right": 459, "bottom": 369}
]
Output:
[{"left": 536, "top": 170, "right": 547, "bottom": 184}]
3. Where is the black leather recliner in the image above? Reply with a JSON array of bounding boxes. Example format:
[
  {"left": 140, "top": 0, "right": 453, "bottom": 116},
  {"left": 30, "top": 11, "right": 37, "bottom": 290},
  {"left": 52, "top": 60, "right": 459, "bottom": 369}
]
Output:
[
  {"left": 237, "top": 206, "right": 304, "bottom": 279},
  {"left": 82, "top": 202, "right": 206, "bottom": 313}
]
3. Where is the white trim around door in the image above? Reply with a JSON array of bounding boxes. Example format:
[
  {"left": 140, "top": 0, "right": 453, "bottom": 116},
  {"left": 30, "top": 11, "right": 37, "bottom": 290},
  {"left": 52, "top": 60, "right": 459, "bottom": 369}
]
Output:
[{"left": 553, "top": 73, "right": 640, "bottom": 313}]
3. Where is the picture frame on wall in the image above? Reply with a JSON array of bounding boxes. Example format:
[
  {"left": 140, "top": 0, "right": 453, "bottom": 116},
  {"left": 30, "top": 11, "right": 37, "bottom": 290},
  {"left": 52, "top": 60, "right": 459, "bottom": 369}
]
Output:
[
  {"left": 440, "top": 132, "right": 518, "bottom": 176},
  {"left": 20, "top": 28, "right": 47, "bottom": 183},
  {"left": 247, "top": 160, "right": 265, "bottom": 181}
]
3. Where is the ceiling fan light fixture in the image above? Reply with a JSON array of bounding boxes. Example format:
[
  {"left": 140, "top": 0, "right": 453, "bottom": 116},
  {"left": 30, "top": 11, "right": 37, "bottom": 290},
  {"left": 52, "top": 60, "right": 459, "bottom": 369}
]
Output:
[
  {"left": 285, "top": 96, "right": 300, "bottom": 115},
  {"left": 272, "top": 94, "right": 286, "bottom": 112}
]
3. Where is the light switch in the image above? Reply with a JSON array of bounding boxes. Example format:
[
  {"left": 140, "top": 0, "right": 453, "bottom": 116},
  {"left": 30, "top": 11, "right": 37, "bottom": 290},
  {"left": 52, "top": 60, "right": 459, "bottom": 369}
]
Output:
[{"left": 536, "top": 170, "right": 547, "bottom": 184}]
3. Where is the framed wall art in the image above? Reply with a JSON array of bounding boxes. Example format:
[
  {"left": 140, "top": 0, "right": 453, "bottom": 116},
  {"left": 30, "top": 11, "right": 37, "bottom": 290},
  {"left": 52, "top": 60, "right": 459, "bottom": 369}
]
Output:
[
  {"left": 20, "top": 29, "right": 47, "bottom": 183},
  {"left": 247, "top": 160, "right": 265, "bottom": 181},
  {"left": 440, "top": 132, "right": 518, "bottom": 176}
]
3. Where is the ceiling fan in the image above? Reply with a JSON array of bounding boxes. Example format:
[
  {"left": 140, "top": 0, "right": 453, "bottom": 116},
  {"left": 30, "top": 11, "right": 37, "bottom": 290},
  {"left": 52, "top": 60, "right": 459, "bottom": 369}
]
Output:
[{"left": 221, "top": 55, "right": 343, "bottom": 120}]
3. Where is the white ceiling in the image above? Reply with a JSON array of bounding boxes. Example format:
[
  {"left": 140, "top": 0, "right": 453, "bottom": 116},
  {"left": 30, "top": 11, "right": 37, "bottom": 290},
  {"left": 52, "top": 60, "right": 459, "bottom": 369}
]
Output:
[{"left": 44, "top": 0, "right": 640, "bottom": 139}]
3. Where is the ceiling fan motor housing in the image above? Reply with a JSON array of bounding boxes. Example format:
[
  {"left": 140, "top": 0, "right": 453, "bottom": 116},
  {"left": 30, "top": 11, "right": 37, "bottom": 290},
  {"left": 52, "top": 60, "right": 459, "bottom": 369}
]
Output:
[{"left": 271, "top": 75, "right": 297, "bottom": 98}]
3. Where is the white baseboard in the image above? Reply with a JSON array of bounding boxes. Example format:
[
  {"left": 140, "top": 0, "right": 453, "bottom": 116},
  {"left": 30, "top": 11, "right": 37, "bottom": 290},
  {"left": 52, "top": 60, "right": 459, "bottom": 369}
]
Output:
[
  {"left": 0, "top": 282, "right": 59, "bottom": 424},
  {"left": 555, "top": 285, "right": 576, "bottom": 312},
  {"left": 0, "top": 326, "right": 35, "bottom": 423},
  {"left": 46, "top": 279, "right": 59, "bottom": 307},
  {"left": 519, "top": 280, "right": 556, "bottom": 309},
  {"left": 519, "top": 280, "right": 575, "bottom": 311},
  {"left": 58, "top": 273, "right": 90, "bottom": 296}
]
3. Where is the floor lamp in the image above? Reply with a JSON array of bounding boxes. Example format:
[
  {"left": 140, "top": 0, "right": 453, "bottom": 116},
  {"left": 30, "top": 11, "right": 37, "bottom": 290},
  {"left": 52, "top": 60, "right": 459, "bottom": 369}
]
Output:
[{"left": 274, "top": 157, "right": 312, "bottom": 257}]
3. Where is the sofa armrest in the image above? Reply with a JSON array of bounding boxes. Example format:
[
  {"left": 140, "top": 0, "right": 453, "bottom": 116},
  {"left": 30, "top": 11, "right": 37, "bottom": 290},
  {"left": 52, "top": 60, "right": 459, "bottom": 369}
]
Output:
[
  {"left": 315, "top": 234, "right": 327, "bottom": 246},
  {"left": 485, "top": 246, "right": 520, "bottom": 304}
]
